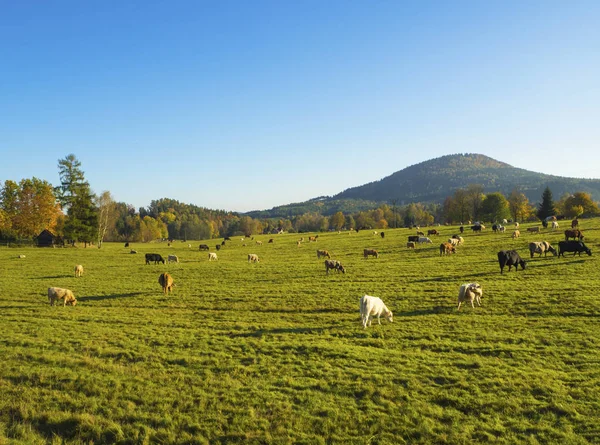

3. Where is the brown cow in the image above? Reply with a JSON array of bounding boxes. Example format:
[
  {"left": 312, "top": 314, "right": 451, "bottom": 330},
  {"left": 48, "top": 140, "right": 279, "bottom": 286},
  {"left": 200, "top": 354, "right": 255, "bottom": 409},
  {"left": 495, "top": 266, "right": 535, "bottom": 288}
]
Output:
[
  {"left": 363, "top": 249, "right": 379, "bottom": 259},
  {"left": 158, "top": 273, "right": 175, "bottom": 295},
  {"left": 564, "top": 229, "right": 584, "bottom": 241},
  {"left": 428, "top": 229, "right": 439, "bottom": 236},
  {"left": 439, "top": 242, "right": 456, "bottom": 256},
  {"left": 571, "top": 219, "right": 579, "bottom": 228}
]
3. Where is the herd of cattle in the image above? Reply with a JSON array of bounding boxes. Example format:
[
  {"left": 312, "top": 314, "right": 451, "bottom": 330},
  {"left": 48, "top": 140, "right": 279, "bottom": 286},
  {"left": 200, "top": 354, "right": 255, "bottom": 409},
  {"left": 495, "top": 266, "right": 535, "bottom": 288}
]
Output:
[{"left": 44, "top": 218, "right": 594, "bottom": 328}]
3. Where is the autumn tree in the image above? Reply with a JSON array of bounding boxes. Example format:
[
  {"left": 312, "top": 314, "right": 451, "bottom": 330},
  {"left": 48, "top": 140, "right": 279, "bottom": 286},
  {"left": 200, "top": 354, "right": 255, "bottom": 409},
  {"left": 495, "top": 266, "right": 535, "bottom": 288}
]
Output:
[
  {"left": 508, "top": 189, "right": 531, "bottom": 222},
  {"left": 536, "top": 187, "right": 556, "bottom": 220},
  {"left": 96, "top": 191, "right": 116, "bottom": 248},
  {"left": 563, "top": 192, "right": 600, "bottom": 218},
  {"left": 330, "top": 211, "right": 345, "bottom": 231},
  {"left": 466, "top": 184, "right": 485, "bottom": 221}
]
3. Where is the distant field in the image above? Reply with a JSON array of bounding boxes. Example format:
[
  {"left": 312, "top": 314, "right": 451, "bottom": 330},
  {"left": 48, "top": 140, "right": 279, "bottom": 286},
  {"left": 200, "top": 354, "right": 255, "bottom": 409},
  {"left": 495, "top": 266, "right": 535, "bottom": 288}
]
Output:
[{"left": 1, "top": 220, "right": 600, "bottom": 444}]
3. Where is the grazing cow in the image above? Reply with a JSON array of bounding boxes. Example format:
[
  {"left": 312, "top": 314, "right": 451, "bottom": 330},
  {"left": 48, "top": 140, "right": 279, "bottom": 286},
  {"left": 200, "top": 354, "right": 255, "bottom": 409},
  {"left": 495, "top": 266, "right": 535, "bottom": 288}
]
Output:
[
  {"left": 545, "top": 216, "right": 557, "bottom": 222},
  {"left": 74, "top": 264, "right": 84, "bottom": 278},
  {"left": 451, "top": 235, "right": 464, "bottom": 244},
  {"left": 571, "top": 219, "right": 579, "bottom": 228},
  {"left": 158, "top": 273, "right": 175, "bottom": 295},
  {"left": 216, "top": 244, "right": 221, "bottom": 251},
  {"left": 145, "top": 253, "right": 165, "bottom": 265},
  {"left": 373, "top": 231, "right": 378, "bottom": 235},
  {"left": 208, "top": 252, "right": 218, "bottom": 261},
  {"left": 416, "top": 231, "right": 425, "bottom": 236},
  {"left": 427, "top": 229, "right": 439, "bottom": 236},
  {"left": 492, "top": 224, "right": 500, "bottom": 233},
  {"left": 130, "top": 250, "right": 137, "bottom": 254},
  {"left": 224, "top": 237, "right": 232, "bottom": 241},
  {"left": 418, "top": 237, "right": 433, "bottom": 244},
  {"left": 380, "top": 232, "right": 385, "bottom": 239},
  {"left": 256, "top": 241, "right": 263, "bottom": 245},
  {"left": 457, "top": 283, "right": 483, "bottom": 311},
  {"left": 439, "top": 242, "right": 456, "bottom": 256},
  {"left": 459, "top": 226, "right": 464, "bottom": 234},
  {"left": 363, "top": 249, "right": 379, "bottom": 259},
  {"left": 299, "top": 237, "right": 305, "bottom": 243},
  {"left": 18, "top": 254, "right": 26, "bottom": 259},
  {"left": 48, "top": 287, "right": 77, "bottom": 306},
  {"left": 316, "top": 249, "right": 331, "bottom": 259},
  {"left": 502, "top": 219, "right": 508, "bottom": 224},
  {"left": 221, "top": 241, "right": 226, "bottom": 246},
  {"left": 551, "top": 221, "right": 559, "bottom": 230},
  {"left": 199, "top": 244, "right": 210, "bottom": 251},
  {"left": 558, "top": 241, "right": 592, "bottom": 257},
  {"left": 309, "top": 236, "right": 318, "bottom": 242},
  {"left": 471, "top": 225, "right": 482, "bottom": 233},
  {"left": 124, "top": 242, "right": 129, "bottom": 248},
  {"left": 564, "top": 229, "right": 584, "bottom": 241},
  {"left": 324, "top": 259, "right": 346, "bottom": 274},
  {"left": 167, "top": 254, "right": 179, "bottom": 263},
  {"left": 297, "top": 240, "right": 302, "bottom": 247},
  {"left": 406, "top": 242, "right": 416, "bottom": 249},
  {"left": 359, "top": 295, "right": 393, "bottom": 328},
  {"left": 512, "top": 230, "right": 520, "bottom": 239},
  {"left": 408, "top": 235, "right": 419, "bottom": 243},
  {"left": 268, "top": 238, "right": 274, "bottom": 243},
  {"left": 514, "top": 222, "right": 520, "bottom": 228},
  {"left": 448, "top": 238, "right": 460, "bottom": 247},
  {"left": 527, "top": 227, "right": 540, "bottom": 233},
  {"left": 528, "top": 241, "right": 557, "bottom": 258},
  {"left": 248, "top": 254, "right": 260, "bottom": 263},
  {"left": 497, "top": 250, "right": 527, "bottom": 274}
]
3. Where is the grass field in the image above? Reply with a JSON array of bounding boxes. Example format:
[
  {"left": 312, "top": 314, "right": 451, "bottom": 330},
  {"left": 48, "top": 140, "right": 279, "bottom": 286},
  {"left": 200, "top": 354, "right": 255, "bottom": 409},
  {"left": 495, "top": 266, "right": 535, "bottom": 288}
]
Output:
[{"left": 1, "top": 219, "right": 600, "bottom": 444}]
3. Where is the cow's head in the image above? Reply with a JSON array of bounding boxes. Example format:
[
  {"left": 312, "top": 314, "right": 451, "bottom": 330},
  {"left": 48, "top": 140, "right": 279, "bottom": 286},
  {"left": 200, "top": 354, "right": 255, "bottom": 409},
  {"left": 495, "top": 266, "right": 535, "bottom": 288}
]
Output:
[{"left": 385, "top": 310, "right": 393, "bottom": 323}]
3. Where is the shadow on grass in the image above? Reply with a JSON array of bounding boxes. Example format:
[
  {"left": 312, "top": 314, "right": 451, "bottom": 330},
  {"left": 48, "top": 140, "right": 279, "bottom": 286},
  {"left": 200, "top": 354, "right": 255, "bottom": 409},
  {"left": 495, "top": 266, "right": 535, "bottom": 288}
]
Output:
[
  {"left": 230, "top": 327, "right": 325, "bottom": 338},
  {"left": 35, "top": 275, "right": 67, "bottom": 279},
  {"left": 79, "top": 292, "right": 144, "bottom": 301}
]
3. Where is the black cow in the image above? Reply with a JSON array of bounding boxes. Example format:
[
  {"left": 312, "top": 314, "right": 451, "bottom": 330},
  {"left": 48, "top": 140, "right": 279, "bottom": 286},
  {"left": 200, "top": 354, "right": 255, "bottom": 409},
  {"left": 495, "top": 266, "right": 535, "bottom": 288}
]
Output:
[
  {"left": 558, "top": 241, "right": 592, "bottom": 257},
  {"left": 459, "top": 226, "right": 464, "bottom": 234},
  {"left": 380, "top": 232, "right": 385, "bottom": 239},
  {"left": 145, "top": 253, "right": 165, "bottom": 265},
  {"left": 224, "top": 237, "right": 232, "bottom": 241},
  {"left": 408, "top": 235, "right": 419, "bottom": 243},
  {"left": 124, "top": 242, "right": 129, "bottom": 248},
  {"left": 199, "top": 244, "right": 210, "bottom": 251},
  {"left": 497, "top": 250, "right": 526, "bottom": 274},
  {"left": 216, "top": 244, "right": 221, "bottom": 251},
  {"left": 471, "top": 225, "right": 482, "bottom": 233}
]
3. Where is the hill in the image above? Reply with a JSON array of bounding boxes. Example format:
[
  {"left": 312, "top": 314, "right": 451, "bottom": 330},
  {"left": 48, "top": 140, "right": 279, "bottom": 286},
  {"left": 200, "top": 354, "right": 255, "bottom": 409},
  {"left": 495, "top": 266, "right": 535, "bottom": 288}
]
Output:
[{"left": 247, "top": 153, "right": 600, "bottom": 217}]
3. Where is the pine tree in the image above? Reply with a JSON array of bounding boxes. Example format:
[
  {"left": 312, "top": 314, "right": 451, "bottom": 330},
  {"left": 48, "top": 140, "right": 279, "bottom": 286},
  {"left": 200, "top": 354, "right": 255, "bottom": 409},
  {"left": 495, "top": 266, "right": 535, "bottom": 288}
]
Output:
[{"left": 537, "top": 186, "right": 556, "bottom": 220}]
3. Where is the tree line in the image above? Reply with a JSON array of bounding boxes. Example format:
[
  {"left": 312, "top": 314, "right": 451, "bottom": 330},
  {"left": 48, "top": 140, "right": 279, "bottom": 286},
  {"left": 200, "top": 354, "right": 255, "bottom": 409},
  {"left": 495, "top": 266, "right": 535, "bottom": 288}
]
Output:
[{"left": 1, "top": 155, "right": 599, "bottom": 245}]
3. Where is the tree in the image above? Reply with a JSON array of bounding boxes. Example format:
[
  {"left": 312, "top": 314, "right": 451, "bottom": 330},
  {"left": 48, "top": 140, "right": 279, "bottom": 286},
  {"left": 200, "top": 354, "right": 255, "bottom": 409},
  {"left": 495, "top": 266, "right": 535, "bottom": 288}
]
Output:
[
  {"left": 480, "top": 192, "right": 510, "bottom": 223},
  {"left": 55, "top": 154, "right": 87, "bottom": 210},
  {"left": 96, "top": 191, "right": 116, "bottom": 248},
  {"left": 537, "top": 187, "right": 556, "bottom": 220},
  {"left": 330, "top": 211, "right": 345, "bottom": 231},
  {"left": 508, "top": 189, "right": 530, "bottom": 222},
  {"left": 563, "top": 192, "right": 600, "bottom": 217},
  {"left": 466, "top": 184, "right": 485, "bottom": 221},
  {"left": 12, "top": 178, "right": 62, "bottom": 238}
]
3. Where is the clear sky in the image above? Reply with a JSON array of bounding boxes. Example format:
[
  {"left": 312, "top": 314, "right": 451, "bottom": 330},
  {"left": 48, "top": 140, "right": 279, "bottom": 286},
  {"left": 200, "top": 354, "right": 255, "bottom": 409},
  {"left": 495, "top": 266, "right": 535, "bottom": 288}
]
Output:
[{"left": 1, "top": 1, "right": 599, "bottom": 212}]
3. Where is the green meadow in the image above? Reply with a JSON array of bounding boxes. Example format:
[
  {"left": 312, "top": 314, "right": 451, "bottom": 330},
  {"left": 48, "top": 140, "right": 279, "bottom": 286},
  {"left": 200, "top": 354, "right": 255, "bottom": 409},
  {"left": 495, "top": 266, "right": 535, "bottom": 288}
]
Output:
[{"left": 1, "top": 220, "right": 600, "bottom": 444}]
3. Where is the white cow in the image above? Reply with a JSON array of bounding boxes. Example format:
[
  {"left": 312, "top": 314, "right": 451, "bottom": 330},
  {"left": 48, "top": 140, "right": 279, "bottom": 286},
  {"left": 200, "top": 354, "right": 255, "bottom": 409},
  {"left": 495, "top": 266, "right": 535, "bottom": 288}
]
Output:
[
  {"left": 248, "top": 254, "right": 259, "bottom": 263},
  {"left": 208, "top": 252, "right": 218, "bottom": 261},
  {"left": 359, "top": 295, "right": 393, "bottom": 328},
  {"left": 457, "top": 283, "right": 483, "bottom": 310},
  {"left": 74, "top": 264, "right": 84, "bottom": 277},
  {"left": 418, "top": 237, "right": 433, "bottom": 244},
  {"left": 48, "top": 287, "right": 77, "bottom": 307},
  {"left": 167, "top": 255, "right": 179, "bottom": 263},
  {"left": 551, "top": 221, "right": 559, "bottom": 230}
]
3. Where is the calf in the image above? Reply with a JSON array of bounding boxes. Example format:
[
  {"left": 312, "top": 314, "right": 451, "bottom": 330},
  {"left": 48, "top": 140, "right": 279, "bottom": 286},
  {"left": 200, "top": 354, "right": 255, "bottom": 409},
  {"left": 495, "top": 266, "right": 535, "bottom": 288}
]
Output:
[
  {"left": 457, "top": 283, "right": 483, "bottom": 310},
  {"left": 324, "top": 259, "right": 345, "bottom": 274},
  {"left": 48, "top": 287, "right": 77, "bottom": 306},
  {"left": 158, "top": 273, "right": 175, "bottom": 295},
  {"left": 74, "top": 264, "right": 84, "bottom": 278},
  {"left": 145, "top": 253, "right": 165, "bottom": 265},
  {"left": 363, "top": 249, "right": 379, "bottom": 259},
  {"left": 497, "top": 250, "right": 526, "bottom": 274},
  {"left": 316, "top": 249, "right": 331, "bottom": 259},
  {"left": 558, "top": 241, "right": 592, "bottom": 257},
  {"left": 359, "top": 295, "right": 393, "bottom": 328}
]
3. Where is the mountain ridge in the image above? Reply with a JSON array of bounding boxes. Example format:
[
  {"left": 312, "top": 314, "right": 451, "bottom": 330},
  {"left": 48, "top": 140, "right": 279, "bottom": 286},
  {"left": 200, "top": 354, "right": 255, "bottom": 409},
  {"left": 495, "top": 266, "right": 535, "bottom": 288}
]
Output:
[{"left": 245, "top": 153, "right": 600, "bottom": 218}]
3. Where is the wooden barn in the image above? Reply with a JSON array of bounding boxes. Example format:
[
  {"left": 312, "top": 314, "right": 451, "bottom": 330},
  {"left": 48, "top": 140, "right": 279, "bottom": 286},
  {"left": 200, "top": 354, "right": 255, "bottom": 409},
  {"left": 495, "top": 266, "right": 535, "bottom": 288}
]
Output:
[{"left": 36, "top": 229, "right": 60, "bottom": 247}]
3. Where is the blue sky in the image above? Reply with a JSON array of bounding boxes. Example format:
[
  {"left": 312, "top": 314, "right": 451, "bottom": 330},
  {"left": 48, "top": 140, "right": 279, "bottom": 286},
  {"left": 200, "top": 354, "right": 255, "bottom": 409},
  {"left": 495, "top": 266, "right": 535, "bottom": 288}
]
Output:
[{"left": 1, "top": 1, "right": 599, "bottom": 212}]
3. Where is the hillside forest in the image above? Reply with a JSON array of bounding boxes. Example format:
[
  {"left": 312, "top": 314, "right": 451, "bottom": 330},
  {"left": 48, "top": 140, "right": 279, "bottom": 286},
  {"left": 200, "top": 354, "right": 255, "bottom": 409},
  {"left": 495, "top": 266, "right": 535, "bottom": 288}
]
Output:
[{"left": 1, "top": 154, "right": 599, "bottom": 245}]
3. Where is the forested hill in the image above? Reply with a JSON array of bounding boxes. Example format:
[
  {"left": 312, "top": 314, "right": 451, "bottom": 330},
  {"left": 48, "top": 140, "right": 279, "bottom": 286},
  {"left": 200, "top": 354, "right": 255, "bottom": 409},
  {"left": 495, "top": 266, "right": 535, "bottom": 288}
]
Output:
[{"left": 246, "top": 153, "right": 600, "bottom": 218}]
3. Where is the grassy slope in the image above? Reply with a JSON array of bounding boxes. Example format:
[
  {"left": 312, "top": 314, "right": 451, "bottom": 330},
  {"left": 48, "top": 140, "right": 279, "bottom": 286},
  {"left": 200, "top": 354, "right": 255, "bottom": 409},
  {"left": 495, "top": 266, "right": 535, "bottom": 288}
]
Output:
[{"left": 1, "top": 220, "right": 600, "bottom": 444}]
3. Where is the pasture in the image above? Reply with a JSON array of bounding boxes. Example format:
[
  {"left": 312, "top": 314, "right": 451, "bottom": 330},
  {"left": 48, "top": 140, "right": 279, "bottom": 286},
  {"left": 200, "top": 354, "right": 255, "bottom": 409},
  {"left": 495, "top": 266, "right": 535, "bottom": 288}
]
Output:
[{"left": 1, "top": 220, "right": 600, "bottom": 444}]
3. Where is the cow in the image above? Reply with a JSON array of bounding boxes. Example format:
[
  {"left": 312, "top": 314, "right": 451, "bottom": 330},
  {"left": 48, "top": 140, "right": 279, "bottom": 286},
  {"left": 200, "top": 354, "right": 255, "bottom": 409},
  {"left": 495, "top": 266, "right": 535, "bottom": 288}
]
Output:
[
  {"left": 492, "top": 224, "right": 501, "bottom": 233},
  {"left": 457, "top": 283, "right": 483, "bottom": 311},
  {"left": 527, "top": 227, "right": 540, "bottom": 233},
  {"left": 74, "top": 264, "right": 84, "bottom": 278},
  {"left": 439, "top": 242, "right": 456, "bottom": 256},
  {"left": 406, "top": 242, "right": 416, "bottom": 249},
  {"left": 363, "top": 249, "right": 379, "bottom": 259},
  {"left": 130, "top": 250, "right": 137, "bottom": 254},
  {"left": 216, "top": 244, "right": 221, "bottom": 251},
  {"left": 380, "top": 232, "right": 385, "bottom": 239},
  {"left": 268, "top": 238, "right": 274, "bottom": 244},
  {"left": 408, "top": 235, "right": 419, "bottom": 243},
  {"left": 167, "top": 254, "right": 179, "bottom": 263},
  {"left": 297, "top": 240, "right": 302, "bottom": 247},
  {"left": 48, "top": 287, "right": 77, "bottom": 306},
  {"left": 427, "top": 229, "right": 439, "bottom": 236},
  {"left": 158, "top": 273, "right": 175, "bottom": 295},
  {"left": 499, "top": 226, "right": 506, "bottom": 233},
  {"left": 325, "top": 259, "right": 345, "bottom": 274},
  {"left": 199, "top": 244, "right": 210, "bottom": 251},
  {"left": 124, "top": 242, "right": 129, "bottom": 248},
  {"left": 309, "top": 236, "right": 318, "bottom": 242},
  {"left": 571, "top": 219, "right": 579, "bottom": 228},
  {"left": 256, "top": 241, "right": 263, "bottom": 246},
  {"left": 248, "top": 254, "right": 260, "bottom": 263},
  {"left": 459, "top": 226, "right": 464, "bottom": 234},
  {"left": 372, "top": 231, "right": 378, "bottom": 236},
  {"left": 564, "top": 229, "right": 584, "bottom": 241},
  {"left": 451, "top": 235, "right": 464, "bottom": 244},
  {"left": 497, "top": 250, "right": 527, "bottom": 274},
  {"left": 512, "top": 230, "right": 520, "bottom": 239},
  {"left": 145, "top": 253, "right": 165, "bottom": 265},
  {"left": 551, "top": 221, "right": 559, "bottom": 230},
  {"left": 545, "top": 216, "right": 557, "bottom": 222},
  {"left": 528, "top": 241, "right": 557, "bottom": 258},
  {"left": 316, "top": 249, "right": 331, "bottom": 259},
  {"left": 418, "top": 237, "right": 433, "bottom": 244},
  {"left": 416, "top": 231, "right": 425, "bottom": 236},
  {"left": 359, "top": 295, "right": 393, "bottom": 328},
  {"left": 207, "top": 252, "right": 218, "bottom": 261},
  {"left": 471, "top": 225, "right": 482, "bottom": 233},
  {"left": 558, "top": 241, "right": 592, "bottom": 257},
  {"left": 448, "top": 238, "right": 460, "bottom": 247},
  {"left": 514, "top": 222, "right": 520, "bottom": 228},
  {"left": 224, "top": 237, "right": 232, "bottom": 241}
]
